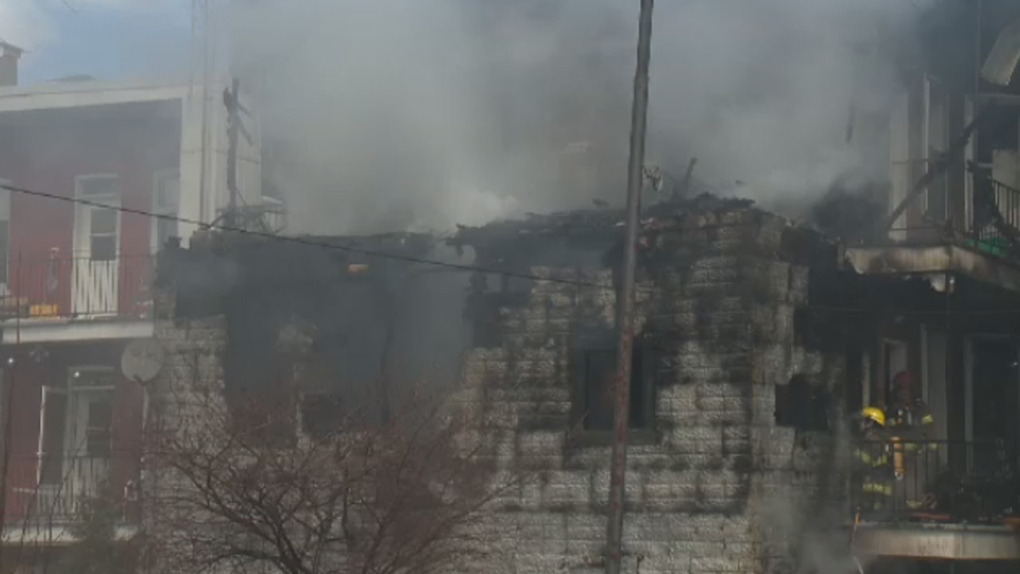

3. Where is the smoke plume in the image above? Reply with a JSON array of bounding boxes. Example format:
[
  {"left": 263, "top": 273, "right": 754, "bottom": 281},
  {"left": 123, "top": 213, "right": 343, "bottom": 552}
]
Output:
[{"left": 230, "top": 0, "right": 934, "bottom": 234}]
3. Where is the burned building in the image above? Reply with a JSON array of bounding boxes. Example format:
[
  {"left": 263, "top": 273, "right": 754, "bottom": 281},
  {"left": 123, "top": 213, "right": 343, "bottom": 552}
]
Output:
[
  {"left": 147, "top": 195, "right": 882, "bottom": 573},
  {"left": 443, "top": 197, "right": 855, "bottom": 573},
  {"left": 146, "top": 178, "right": 1020, "bottom": 573}
]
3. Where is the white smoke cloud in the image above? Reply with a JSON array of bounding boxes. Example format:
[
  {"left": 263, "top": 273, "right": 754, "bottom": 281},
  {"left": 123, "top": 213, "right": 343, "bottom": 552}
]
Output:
[
  {"left": 232, "top": 0, "right": 933, "bottom": 234},
  {"left": 0, "top": 1, "right": 56, "bottom": 49}
]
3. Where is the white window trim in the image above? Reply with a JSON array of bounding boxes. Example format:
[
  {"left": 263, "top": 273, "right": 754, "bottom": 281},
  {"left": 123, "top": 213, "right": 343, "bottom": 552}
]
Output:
[
  {"left": 64, "top": 366, "right": 116, "bottom": 459},
  {"left": 965, "top": 96, "right": 976, "bottom": 231},
  {"left": 880, "top": 338, "right": 908, "bottom": 399},
  {"left": 151, "top": 168, "right": 180, "bottom": 255},
  {"left": 68, "top": 365, "right": 118, "bottom": 391},
  {"left": 36, "top": 383, "right": 67, "bottom": 486},
  {"left": 74, "top": 174, "right": 120, "bottom": 201},
  {"left": 73, "top": 174, "right": 121, "bottom": 261},
  {"left": 0, "top": 177, "right": 9, "bottom": 291}
]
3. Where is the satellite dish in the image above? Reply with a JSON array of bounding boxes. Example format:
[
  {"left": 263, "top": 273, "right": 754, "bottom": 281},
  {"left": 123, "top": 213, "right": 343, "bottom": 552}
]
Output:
[{"left": 121, "top": 340, "right": 165, "bottom": 384}]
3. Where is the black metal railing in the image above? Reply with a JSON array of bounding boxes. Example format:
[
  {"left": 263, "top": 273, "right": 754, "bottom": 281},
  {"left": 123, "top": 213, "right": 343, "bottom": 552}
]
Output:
[
  {"left": 964, "top": 174, "right": 1020, "bottom": 258},
  {"left": 876, "top": 164, "right": 1020, "bottom": 263},
  {"left": 2, "top": 455, "right": 141, "bottom": 525},
  {"left": 852, "top": 439, "right": 1019, "bottom": 524},
  {"left": 0, "top": 254, "right": 153, "bottom": 321}
]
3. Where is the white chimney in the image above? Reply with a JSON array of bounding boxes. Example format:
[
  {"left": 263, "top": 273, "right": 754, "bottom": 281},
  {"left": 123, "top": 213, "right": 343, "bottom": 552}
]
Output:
[{"left": 0, "top": 42, "right": 23, "bottom": 87}]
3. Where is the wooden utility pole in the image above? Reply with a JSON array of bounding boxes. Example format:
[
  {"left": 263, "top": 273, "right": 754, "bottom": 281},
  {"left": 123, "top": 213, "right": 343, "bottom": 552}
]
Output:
[{"left": 605, "top": 1, "right": 654, "bottom": 573}]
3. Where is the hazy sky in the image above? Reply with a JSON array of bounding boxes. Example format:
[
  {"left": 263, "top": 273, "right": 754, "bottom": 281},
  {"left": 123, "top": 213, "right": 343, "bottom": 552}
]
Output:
[{"left": 0, "top": 0, "right": 190, "bottom": 83}]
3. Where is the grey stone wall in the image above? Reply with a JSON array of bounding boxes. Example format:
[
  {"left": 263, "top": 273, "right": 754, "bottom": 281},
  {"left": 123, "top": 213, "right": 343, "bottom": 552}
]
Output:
[
  {"left": 144, "top": 291, "right": 231, "bottom": 574},
  {"left": 449, "top": 211, "right": 850, "bottom": 574}
]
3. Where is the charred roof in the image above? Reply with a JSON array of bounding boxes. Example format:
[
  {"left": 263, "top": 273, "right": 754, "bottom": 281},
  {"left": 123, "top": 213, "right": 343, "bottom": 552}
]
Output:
[
  {"left": 451, "top": 193, "right": 755, "bottom": 242},
  {"left": 448, "top": 193, "right": 838, "bottom": 271}
]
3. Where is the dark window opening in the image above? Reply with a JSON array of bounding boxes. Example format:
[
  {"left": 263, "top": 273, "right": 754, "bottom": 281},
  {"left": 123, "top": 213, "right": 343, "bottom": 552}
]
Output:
[
  {"left": 224, "top": 305, "right": 298, "bottom": 447},
  {"left": 85, "top": 399, "right": 114, "bottom": 457},
  {"left": 90, "top": 236, "right": 117, "bottom": 261},
  {"left": 301, "top": 393, "right": 345, "bottom": 440},
  {"left": 577, "top": 345, "right": 652, "bottom": 432},
  {"left": 971, "top": 337, "right": 1018, "bottom": 472},
  {"left": 775, "top": 374, "right": 831, "bottom": 433},
  {"left": 227, "top": 389, "right": 297, "bottom": 448}
]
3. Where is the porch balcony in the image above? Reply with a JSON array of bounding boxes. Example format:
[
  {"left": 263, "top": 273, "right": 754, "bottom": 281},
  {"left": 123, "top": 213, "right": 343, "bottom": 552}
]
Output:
[
  {"left": 0, "top": 254, "right": 154, "bottom": 343},
  {"left": 852, "top": 439, "right": 1020, "bottom": 561},
  {"left": 1, "top": 454, "right": 141, "bottom": 544},
  {"left": 846, "top": 167, "right": 1020, "bottom": 291}
]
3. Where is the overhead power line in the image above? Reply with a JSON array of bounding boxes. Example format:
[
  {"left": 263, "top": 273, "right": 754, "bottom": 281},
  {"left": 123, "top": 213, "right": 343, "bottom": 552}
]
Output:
[
  {"left": 3, "top": 181, "right": 1018, "bottom": 318},
  {"left": 0, "top": 181, "right": 615, "bottom": 290}
]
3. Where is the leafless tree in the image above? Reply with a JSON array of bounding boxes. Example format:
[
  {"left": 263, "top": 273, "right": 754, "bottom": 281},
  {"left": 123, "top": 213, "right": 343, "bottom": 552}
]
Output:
[{"left": 144, "top": 375, "right": 514, "bottom": 574}]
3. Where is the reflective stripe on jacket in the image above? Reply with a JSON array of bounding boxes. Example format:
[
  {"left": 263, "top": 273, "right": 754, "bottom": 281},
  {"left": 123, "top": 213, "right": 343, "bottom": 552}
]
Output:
[
  {"left": 861, "top": 480, "right": 893, "bottom": 497},
  {"left": 890, "top": 401, "right": 936, "bottom": 453},
  {"left": 854, "top": 447, "right": 888, "bottom": 468}
]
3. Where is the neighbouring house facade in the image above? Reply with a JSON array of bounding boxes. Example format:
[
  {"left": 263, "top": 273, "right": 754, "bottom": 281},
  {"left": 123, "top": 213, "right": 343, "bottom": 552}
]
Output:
[
  {"left": 0, "top": 56, "right": 266, "bottom": 571},
  {"left": 834, "top": 0, "right": 1020, "bottom": 568}
]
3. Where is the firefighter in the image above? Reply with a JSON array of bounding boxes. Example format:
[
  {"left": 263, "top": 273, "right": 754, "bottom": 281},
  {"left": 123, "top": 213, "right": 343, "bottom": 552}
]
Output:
[
  {"left": 886, "top": 371, "right": 936, "bottom": 510},
  {"left": 852, "top": 406, "right": 894, "bottom": 514},
  {"left": 886, "top": 371, "right": 935, "bottom": 443}
]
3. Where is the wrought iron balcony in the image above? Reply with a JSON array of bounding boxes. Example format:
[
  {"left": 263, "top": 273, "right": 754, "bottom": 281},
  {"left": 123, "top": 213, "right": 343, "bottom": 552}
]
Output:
[
  {"left": 901, "top": 168, "right": 1020, "bottom": 260},
  {"left": 0, "top": 254, "right": 153, "bottom": 321},
  {"left": 852, "top": 439, "right": 1018, "bottom": 525},
  {"left": 2, "top": 454, "right": 141, "bottom": 526}
]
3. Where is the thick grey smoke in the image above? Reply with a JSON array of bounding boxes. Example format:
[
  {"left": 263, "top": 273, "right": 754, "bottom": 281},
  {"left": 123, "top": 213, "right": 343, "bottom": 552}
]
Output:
[{"left": 231, "top": 0, "right": 932, "bottom": 234}]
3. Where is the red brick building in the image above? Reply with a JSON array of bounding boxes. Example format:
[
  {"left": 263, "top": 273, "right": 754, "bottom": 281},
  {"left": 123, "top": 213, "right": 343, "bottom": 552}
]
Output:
[{"left": 0, "top": 62, "right": 263, "bottom": 557}]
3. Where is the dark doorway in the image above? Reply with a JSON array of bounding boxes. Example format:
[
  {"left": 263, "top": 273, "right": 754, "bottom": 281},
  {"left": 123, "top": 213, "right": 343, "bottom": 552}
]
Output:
[{"left": 969, "top": 337, "right": 1018, "bottom": 472}]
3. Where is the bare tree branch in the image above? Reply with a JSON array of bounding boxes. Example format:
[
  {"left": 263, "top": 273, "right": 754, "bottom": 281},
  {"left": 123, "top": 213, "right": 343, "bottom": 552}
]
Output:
[{"left": 145, "top": 373, "right": 519, "bottom": 574}]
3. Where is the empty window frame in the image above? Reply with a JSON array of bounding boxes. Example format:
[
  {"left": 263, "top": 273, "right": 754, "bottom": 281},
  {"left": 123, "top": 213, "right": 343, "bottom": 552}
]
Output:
[
  {"left": 74, "top": 176, "right": 121, "bottom": 262},
  {"left": 775, "top": 374, "right": 832, "bottom": 433},
  {"left": 574, "top": 343, "right": 654, "bottom": 432},
  {"left": 38, "top": 367, "right": 116, "bottom": 486}
]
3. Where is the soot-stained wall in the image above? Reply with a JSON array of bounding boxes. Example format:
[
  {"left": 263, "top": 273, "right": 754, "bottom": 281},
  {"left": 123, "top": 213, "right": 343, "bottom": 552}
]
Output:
[
  {"left": 164, "top": 232, "right": 474, "bottom": 425},
  {"left": 448, "top": 202, "right": 852, "bottom": 574},
  {"left": 158, "top": 201, "right": 855, "bottom": 573}
]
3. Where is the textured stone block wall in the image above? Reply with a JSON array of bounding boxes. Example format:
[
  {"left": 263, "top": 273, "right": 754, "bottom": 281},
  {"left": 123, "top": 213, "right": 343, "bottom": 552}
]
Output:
[
  {"left": 450, "top": 211, "right": 848, "bottom": 574},
  {"left": 145, "top": 291, "right": 231, "bottom": 574}
]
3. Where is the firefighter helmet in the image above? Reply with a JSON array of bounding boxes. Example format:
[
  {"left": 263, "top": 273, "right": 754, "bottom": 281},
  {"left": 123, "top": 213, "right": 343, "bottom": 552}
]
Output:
[{"left": 861, "top": 407, "right": 886, "bottom": 427}]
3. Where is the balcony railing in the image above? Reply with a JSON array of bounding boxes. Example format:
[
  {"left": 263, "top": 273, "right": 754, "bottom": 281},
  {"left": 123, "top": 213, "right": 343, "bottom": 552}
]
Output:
[
  {"left": 0, "top": 254, "right": 153, "bottom": 321},
  {"left": 852, "top": 439, "right": 1019, "bottom": 525},
  {"left": 872, "top": 158, "right": 1020, "bottom": 265},
  {"left": 2, "top": 455, "right": 140, "bottom": 526},
  {"left": 963, "top": 173, "right": 1020, "bottom": 259}
]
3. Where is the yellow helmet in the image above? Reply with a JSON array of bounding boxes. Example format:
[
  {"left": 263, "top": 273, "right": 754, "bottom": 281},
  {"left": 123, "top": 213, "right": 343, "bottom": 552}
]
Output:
[{"left": 861, "top": 407, "right": 886, "bottom": 427}]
